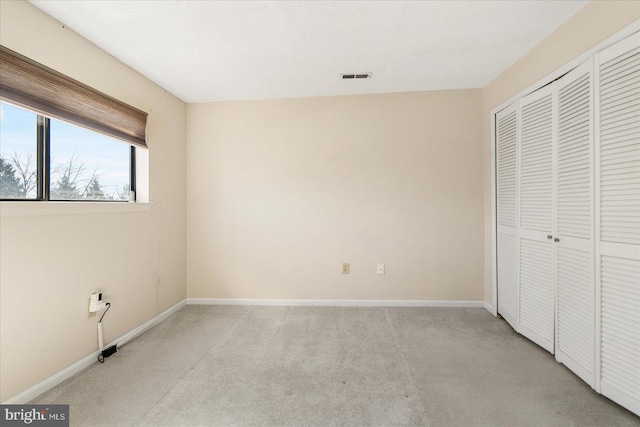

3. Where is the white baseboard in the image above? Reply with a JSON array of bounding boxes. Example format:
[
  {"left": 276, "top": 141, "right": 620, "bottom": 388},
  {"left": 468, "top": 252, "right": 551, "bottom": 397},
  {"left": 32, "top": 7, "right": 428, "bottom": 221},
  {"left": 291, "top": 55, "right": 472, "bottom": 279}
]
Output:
[
  {"left": 115, "top": 298, "right": 186, "bottom": 348},
  {"left": 187, "top": 298, "right": 484, "bottom": 308},
  {"left": 484, "top": 302, "right": 495, "bottom": 315},
  {"left": 3, "top": 298, "right": 186, "bottom": 404}
]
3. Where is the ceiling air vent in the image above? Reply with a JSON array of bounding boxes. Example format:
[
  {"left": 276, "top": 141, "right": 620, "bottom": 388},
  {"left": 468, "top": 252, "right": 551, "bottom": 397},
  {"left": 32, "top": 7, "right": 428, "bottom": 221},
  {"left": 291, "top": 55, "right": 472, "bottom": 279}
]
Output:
[{"left": 341, "top": 73, "right": 372, "bottom": 80}]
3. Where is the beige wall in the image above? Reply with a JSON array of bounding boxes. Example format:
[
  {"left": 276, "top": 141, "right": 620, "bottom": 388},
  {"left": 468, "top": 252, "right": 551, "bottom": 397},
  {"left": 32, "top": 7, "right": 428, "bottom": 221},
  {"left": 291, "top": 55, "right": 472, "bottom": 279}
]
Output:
[
  {"left": 187, "top": 90, "right": 484, "bottom": 301},
  {"left": 0, "top": 1, "right": 187, "bottom": 401},
  {"left": 482, "top": 2, "right": 640, "bottom": 306}
]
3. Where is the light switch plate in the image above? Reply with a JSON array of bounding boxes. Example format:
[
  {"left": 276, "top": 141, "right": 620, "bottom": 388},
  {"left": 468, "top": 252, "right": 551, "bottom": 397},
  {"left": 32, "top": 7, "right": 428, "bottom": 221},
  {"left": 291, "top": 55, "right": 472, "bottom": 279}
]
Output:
[{"left": 342, "top": 263, "right": 350, "bottom": 274}]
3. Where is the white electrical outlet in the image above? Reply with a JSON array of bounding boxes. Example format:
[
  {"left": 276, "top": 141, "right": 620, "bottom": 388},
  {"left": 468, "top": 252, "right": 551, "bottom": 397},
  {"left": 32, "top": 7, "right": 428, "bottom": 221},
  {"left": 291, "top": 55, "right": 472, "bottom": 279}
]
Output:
[
  {"left": 89, "top": 291, "right": 106, "bottom": 312},
  {"left": 377, "top": 264, "right": 385, "bottom": 275}
]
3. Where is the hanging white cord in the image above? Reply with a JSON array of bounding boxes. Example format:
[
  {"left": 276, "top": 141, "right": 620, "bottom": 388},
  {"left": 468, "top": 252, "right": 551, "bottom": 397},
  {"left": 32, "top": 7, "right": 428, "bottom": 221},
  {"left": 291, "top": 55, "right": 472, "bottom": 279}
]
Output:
[
  {"left": 97, "top": 302, "right": 111, "bottom": 363},
  {"left": 153, "top": 201, "right": 160, "bottom": 317}
]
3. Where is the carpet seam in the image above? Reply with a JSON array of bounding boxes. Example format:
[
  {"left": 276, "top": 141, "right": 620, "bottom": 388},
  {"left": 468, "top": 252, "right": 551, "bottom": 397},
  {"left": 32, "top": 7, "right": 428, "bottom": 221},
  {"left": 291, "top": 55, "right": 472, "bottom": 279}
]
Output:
[
  {"left": 134, "top": 305, "right": 252, "bottom": 426},
  {"left": 383, "top": 308, "right": 431, "bottom": 427}
]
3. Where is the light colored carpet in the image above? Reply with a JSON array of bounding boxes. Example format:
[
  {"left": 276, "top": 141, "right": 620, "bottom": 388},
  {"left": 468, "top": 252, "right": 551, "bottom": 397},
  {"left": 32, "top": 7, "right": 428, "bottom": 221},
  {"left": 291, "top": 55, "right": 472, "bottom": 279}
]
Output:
[{"left": 33, "top": 306, "right": 640, "bottom": 426}]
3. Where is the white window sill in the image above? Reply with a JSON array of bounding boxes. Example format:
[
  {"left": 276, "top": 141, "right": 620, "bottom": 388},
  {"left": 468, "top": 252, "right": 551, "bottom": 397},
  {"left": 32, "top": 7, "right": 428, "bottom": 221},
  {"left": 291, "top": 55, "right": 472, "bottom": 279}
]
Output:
[{"left": 0, "top": 201, "right": 153, "bottom": 217}]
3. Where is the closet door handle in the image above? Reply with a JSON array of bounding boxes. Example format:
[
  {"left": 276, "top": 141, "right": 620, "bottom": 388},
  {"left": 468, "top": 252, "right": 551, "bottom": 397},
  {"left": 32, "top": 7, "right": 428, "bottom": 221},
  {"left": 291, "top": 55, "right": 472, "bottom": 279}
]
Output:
[
  {"left": 554, "top": 238, "right": 560, "bottom": 242},
  {"left": 547, "top": 235, "right": 553, "bottom": 240}
]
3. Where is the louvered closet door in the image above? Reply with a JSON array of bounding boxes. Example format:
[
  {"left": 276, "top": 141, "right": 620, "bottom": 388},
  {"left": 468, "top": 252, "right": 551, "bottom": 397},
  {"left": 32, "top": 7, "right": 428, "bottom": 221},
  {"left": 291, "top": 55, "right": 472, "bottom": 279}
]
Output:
[
  {"left": 518, "top": 84, "right": 557, "bottom": 354},
  {"left": 555, "top": 59, "right": 596, "bottom": 387},
  {"left": 496, "top": 103, "right": 518, "bottom": 330},
  {"left": 596, "top": 32, "right": 640, "bottom": 417}
]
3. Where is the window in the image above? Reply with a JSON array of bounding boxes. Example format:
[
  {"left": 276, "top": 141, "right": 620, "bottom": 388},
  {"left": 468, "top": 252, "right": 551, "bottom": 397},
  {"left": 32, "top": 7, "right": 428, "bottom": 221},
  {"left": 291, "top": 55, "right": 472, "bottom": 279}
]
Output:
[
  {"left": 0, "top": 102, "right": 37, "bottom": 199},
  {"left": 0, "top": 45, "right": 147, "bottom": 202},
  {"left": 1, "top": 101, "right": 134, "bottom": 201}
]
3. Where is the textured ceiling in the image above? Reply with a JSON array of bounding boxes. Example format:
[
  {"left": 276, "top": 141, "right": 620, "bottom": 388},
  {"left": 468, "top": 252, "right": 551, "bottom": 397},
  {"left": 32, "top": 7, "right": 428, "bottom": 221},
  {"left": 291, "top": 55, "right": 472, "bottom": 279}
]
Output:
[{"left": 29, "top": 0, "right": 587, "bottom": 103}]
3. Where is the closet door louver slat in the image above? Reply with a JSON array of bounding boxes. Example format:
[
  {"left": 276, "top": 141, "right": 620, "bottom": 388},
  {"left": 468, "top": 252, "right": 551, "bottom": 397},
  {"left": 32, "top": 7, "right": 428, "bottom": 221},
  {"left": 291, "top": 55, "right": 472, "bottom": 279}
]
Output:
[
  {"left": 519, "top": 238, "right": 554, "bottom": 352},
  {"left": 600, "top": 44, "right": 640, "bottom": 245},
  {"left": 600, "top": 256, "right": 640, "bottom": 414},
  {"left": 520, "top": 95, "right": 554, "bottom": 233}
]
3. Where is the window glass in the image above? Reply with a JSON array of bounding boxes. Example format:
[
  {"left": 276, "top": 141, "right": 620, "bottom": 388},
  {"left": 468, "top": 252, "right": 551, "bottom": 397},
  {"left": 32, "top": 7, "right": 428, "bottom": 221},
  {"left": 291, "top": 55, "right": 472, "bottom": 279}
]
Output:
[
  {"left": 49, "top": 119, "right": 130, "bottom": 201},
  {"left": 0, "top": 103, "right": 38, "bottom": 199}
]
